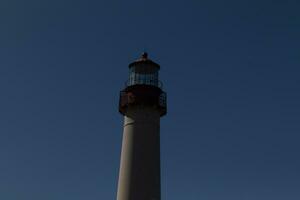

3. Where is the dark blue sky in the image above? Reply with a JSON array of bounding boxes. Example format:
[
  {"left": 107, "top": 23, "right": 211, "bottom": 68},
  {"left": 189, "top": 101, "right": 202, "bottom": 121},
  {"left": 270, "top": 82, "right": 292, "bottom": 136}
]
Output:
[{"left": 1, "top": 0, "right": 300, "bottom": 199}]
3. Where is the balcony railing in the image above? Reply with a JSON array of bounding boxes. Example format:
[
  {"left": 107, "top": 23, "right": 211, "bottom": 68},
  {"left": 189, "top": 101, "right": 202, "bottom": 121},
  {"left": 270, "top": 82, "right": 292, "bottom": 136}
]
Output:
[
  {"left": 159, "top": 92, "right": 167, "bottom": 108},
  {"left": 119, "top": 91, "right": 167, "bottom": 116},
  {"left": 125, "top": 79, "right": 163, "bottom": 89}
]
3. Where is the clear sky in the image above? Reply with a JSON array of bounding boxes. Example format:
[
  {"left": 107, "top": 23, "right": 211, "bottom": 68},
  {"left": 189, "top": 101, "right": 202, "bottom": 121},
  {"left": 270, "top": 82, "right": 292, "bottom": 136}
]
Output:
[{"left": 1, "top": 0, "right": 300, "bottom": 199}]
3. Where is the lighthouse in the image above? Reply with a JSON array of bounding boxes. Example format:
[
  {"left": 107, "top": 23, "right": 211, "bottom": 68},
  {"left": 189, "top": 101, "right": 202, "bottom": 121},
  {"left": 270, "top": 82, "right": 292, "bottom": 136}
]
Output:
[{"left": 117, "top": 53, "right": 167, "bottom": 200}]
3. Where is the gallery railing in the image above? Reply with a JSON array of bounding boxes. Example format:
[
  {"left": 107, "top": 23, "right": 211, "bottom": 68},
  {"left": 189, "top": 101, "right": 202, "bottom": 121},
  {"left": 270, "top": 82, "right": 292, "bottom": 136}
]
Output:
[{"left": 125, "top": 79, "right": 163, "bottom": 89}]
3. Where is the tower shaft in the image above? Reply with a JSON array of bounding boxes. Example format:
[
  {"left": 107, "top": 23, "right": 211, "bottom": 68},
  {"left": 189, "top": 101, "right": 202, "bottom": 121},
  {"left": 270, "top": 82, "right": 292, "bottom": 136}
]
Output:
[{"left": 117, "top": 107, "right": 161, "bottom": 200}]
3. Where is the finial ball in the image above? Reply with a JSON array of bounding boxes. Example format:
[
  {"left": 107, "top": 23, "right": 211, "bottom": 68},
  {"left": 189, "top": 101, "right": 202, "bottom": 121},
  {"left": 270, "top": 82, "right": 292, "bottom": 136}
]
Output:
[{"left": 141, "top": 52, "right": 148, "bottom": 59}]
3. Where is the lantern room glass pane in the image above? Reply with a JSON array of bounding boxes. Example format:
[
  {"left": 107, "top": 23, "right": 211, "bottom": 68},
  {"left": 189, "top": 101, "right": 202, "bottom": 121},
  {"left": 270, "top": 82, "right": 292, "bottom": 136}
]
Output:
[{"left": 128, "top": 69, "right": 159, "bottom": 87}]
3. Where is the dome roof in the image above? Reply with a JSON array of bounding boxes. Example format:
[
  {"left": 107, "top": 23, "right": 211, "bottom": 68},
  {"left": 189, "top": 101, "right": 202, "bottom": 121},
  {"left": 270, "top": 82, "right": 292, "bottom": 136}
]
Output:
[{"left": 128, "top": 52, "right": 160, "bottom": 69}]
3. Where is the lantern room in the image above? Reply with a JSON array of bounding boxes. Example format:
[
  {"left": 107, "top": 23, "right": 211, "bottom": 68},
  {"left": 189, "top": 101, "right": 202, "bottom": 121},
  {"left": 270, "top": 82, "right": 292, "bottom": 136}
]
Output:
[{"left": 126, "top": 52, "right": 162, "bottom": 88}]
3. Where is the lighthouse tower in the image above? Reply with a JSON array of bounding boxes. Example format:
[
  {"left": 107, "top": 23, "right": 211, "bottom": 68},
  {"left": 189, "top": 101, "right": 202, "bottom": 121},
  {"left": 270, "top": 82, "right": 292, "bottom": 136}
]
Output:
[{"left": 117, "top": 53, "right": 167, "bottom": 200}]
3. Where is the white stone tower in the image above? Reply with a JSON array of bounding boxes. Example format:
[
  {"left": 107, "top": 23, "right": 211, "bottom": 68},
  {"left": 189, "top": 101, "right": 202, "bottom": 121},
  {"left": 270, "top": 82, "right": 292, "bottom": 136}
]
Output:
[{"left": 117, "top": 53, "right": 167, "bottom": 200}]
